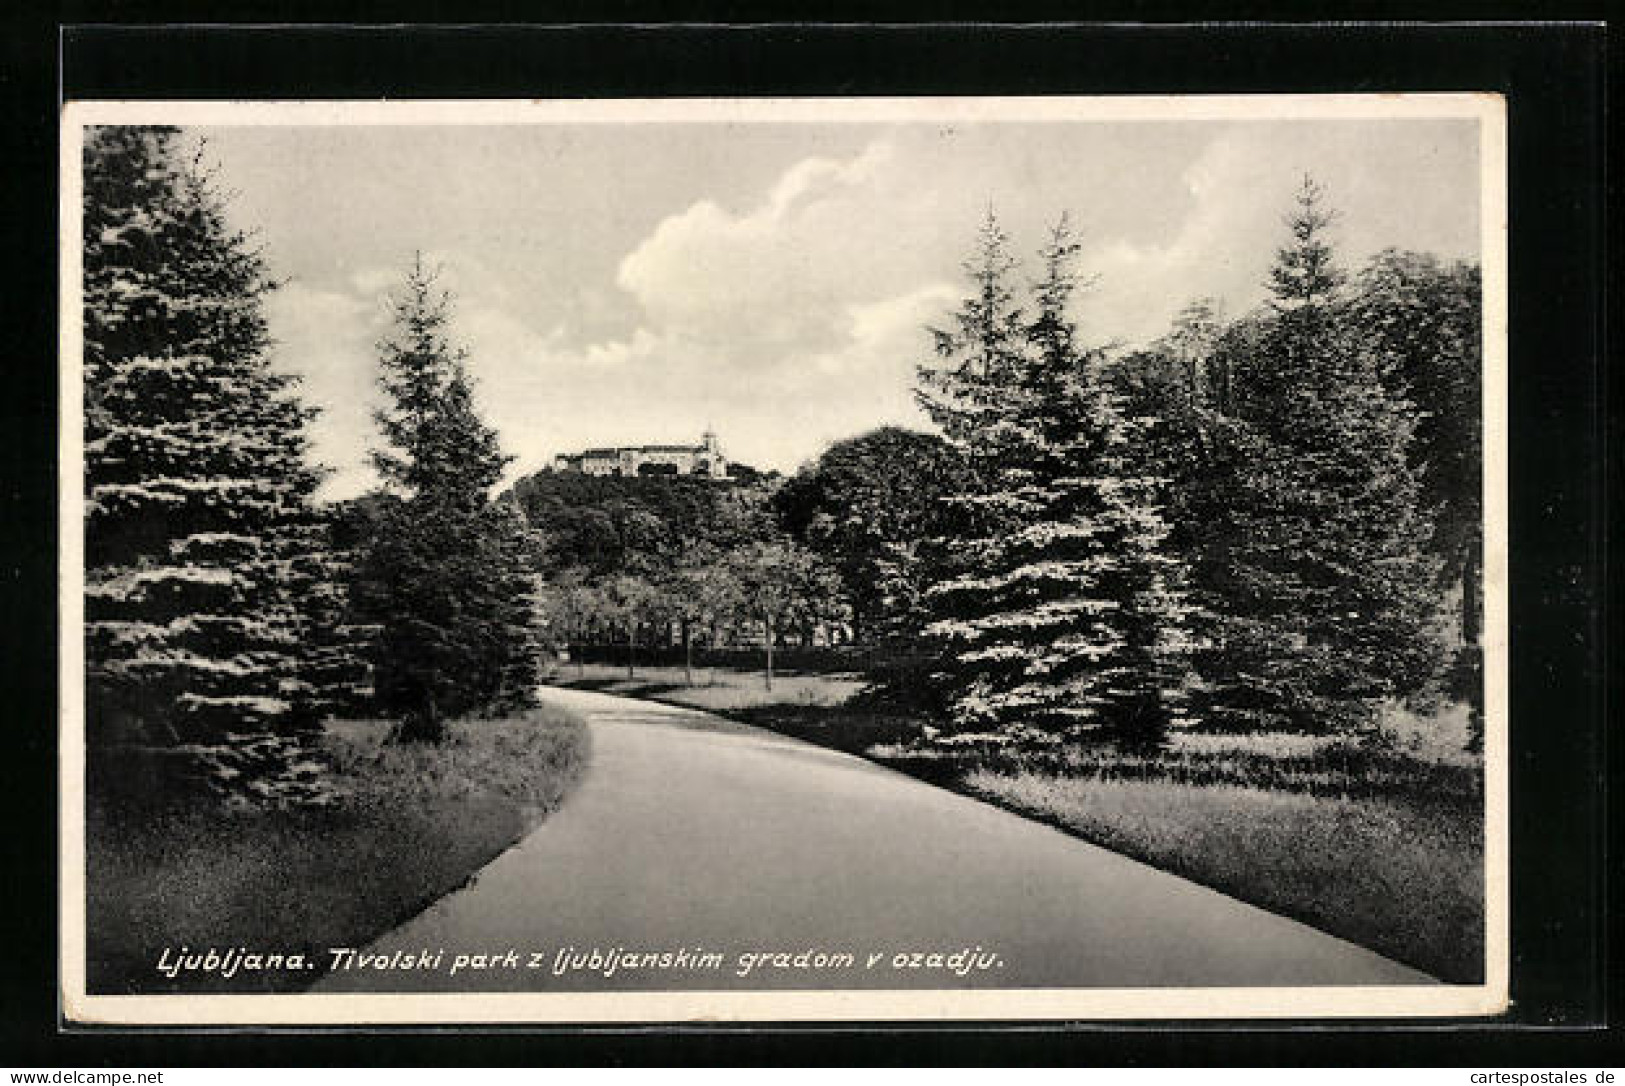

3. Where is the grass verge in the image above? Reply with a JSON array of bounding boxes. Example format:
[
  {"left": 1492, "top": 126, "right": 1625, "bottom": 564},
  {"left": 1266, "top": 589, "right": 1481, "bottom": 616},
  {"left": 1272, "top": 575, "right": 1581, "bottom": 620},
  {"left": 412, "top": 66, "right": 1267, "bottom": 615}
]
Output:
[
  {"left": 962, "top": 771, "right": 1481, "bottom": 982},
  {"left": 86, "top": 704, "right": 589, "bottom": 995},
  {"left": 549, "top": 664, "right": 1484, "bottom": 983},
  {"left": 555, "top": 663, "right": 867, "bottom": 713}
]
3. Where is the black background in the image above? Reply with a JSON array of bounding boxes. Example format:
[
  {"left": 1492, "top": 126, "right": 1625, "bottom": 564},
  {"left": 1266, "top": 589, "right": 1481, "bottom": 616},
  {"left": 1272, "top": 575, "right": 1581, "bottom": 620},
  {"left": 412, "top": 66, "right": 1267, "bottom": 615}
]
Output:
[{"left": 1, "top": 8, "right": 1613, "bottom": 1067}]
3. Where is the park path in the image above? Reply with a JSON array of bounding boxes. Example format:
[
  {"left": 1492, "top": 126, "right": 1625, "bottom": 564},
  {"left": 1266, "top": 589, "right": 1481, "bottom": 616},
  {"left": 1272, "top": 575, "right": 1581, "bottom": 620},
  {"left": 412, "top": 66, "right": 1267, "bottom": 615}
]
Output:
[{"left": 316, "top": 686, "right": 1432, "bottom": 991}]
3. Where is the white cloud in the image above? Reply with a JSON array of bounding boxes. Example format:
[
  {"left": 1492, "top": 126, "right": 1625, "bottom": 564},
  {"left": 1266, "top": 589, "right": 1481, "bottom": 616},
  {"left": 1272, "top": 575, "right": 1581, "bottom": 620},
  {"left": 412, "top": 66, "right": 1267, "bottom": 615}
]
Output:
[
  {"left": 460, "top": 139, "right": 965, "bottom": 480},
  {"left": 614, "top": 140, "right": 915, "bottom": 356},
  {"left": 265, "top": 282, "right": 387, "bottom": 500},
  {"left": 1083, "top": 133, "right": 1282, "bottom": 346},
  {"left": 238, "top": 121, "right": 1481, "bottom": 500},
  {"left": 1084, "top": 124, "right": 1481, "bottom": 347}
]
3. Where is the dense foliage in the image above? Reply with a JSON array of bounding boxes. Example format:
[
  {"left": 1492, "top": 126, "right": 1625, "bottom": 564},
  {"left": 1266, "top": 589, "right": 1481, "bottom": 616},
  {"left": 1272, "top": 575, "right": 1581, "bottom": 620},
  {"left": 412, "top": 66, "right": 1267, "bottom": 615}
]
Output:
[
  {"left": 507, "top": 470, "right": 779, "bottom": 577},
  {"left": 350, "top": 258, "right": 541, "bottom": 742},
  {"left": 513, "top": 454, "right": 850, "bottom": 691},
  {"left": 83, "top": 123, "right": 1485, "bottom": 799},
  {"left": 82, "top": 126, "right": 336, "bottom": 804},
  {"left": 775, "top": 426, "right": 969, "bottom": 641},
  {"left": 914, "top": 215, "right": 1197, "bottom": 748},
  {"left": 1112, "top": 179, "right": 1456, "bottom": 735},
  {"left": 1346, "top": 250, "right": 1484, "bottom": 743}
]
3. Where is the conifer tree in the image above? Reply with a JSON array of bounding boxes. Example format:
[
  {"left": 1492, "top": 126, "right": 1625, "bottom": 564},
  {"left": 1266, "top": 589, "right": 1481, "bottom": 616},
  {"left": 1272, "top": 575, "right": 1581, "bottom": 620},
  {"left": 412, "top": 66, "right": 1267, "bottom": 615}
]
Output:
[
  {"left": 1110, "top": 308, "right": 1263, "bottom": 736},
  {"left": 353, "top": 257, "right": 539, "bottom": 742},
  {"left": 1211, "top": 177, "right": 1443, "bottom": 731},
  {"left": 912, "top": 212, "right": 1031, "bottom": 736},
  {"left": 917, "top": 214, "right": 1195, "bottom": 746},
  {"left": 82, "top": 125, "right": 334, "bottom": 804},
  {"left": 294, "top": 501, "right": 380, "bottom": 719},
  {"left": 491, "top": 497, "right": 546, "bottom": 710}
]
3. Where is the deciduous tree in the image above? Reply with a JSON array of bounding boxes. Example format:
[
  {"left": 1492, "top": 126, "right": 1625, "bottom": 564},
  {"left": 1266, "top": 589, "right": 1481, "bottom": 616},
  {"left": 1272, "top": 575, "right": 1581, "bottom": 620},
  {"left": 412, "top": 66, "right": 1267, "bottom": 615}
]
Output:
[
  {"left": 724, "top": 541, "right": 845, "bottom": 691},
  {"left": 1347, "top": 249, "right": 1484, "bottom": 744},
  {"left": 660, "top": 550, "right": 740, "bottom": 686},
  {"left": 774, "top": 426, "right": 967, "bottom": 642}
]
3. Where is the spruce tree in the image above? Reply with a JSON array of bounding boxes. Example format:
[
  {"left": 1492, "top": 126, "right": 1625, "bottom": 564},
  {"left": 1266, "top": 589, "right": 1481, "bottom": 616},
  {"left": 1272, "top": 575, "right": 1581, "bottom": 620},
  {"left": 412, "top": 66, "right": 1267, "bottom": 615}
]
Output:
[
  {"left": 1212, "top": 177, "right": 1443, "bottom": 731},
  {"left": 354, "top": 257, "right": 539, "bottom": 742},
  {"left": 82, "top": 126, "right": 334, "bottom": 805},
  {"left": 491, "top": 497, "right": 545, "bottom": 711},
  {"left": 292, "top": 500, "right": 381, "bottom": 720},
  {"left": 1110, "top": 309, "right": 1263, "bottom": 737},
  {"left": 913, "top": 212, "right": 1033, "bottom": 737},
  {"left": 917, "top": 214, "right": 1195, "bottom": 746}
]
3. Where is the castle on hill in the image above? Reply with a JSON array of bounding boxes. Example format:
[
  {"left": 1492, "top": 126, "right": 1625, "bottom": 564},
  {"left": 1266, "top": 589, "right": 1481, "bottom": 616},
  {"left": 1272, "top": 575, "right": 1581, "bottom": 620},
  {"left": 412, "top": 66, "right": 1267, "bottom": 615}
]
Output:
[{"left": 550, "top": 428, "right": 729, "bottom": 479}]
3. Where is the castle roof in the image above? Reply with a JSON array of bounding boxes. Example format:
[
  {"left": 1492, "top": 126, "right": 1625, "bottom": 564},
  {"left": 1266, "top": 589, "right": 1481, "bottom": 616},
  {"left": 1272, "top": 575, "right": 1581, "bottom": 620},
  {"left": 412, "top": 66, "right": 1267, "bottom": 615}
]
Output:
[
  {"left": 555, "top": 434, "right": 722, "bottom": 467},
  {"left": 568, "top": 443, "right": 705, "bottom": 457}
]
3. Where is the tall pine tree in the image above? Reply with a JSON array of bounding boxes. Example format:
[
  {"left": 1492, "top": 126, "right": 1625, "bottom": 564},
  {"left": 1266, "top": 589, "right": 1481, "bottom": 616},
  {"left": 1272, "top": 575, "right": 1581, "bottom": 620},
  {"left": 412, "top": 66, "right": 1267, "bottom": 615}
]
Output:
[
  {"left": 917, "top": 214, "right": 1195, "bottom": 746},
  {"left": 82, "top": 126, "right": 333, "bottom": 804},
  {"left": 1110, "top": 307, "right": 1266, "bottom": 737},
  {"left": 1210, "top": 177, "right": 1443, "bottom": 731},
  {"left": 353, "top": 257, "right": 540, "bottom": 742},
  {"left": 291, "top": 499, "right": 380, "bottom": 720}
]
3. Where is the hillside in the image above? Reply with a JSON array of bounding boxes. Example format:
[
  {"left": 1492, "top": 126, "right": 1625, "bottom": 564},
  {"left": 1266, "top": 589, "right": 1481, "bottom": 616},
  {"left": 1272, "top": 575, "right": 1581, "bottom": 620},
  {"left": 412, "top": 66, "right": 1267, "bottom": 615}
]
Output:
[{"left": 503, "top": 466, "right": 782, "bottom": 575}]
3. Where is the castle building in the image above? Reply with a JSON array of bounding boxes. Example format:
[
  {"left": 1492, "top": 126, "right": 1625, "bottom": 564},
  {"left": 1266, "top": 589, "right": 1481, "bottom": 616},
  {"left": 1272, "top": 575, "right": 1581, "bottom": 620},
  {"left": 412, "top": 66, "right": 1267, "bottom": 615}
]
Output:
[{"left": 550, "top": 428, "right": 728, "bottom": 479}]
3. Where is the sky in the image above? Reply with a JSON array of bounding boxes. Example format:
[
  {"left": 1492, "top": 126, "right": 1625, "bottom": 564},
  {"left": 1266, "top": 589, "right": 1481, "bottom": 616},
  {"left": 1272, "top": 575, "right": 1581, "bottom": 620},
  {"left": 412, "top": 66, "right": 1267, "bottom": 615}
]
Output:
[{"left": 190, "top": 113, "right": 1483, "bottom": 499}]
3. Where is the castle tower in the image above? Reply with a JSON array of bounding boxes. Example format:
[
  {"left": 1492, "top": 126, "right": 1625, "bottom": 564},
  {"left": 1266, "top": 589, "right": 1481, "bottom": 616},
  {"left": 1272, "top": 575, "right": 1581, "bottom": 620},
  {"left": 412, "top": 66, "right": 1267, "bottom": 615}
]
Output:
[{"left": 698, "top": 426, "right": 726, "bottom": 478}]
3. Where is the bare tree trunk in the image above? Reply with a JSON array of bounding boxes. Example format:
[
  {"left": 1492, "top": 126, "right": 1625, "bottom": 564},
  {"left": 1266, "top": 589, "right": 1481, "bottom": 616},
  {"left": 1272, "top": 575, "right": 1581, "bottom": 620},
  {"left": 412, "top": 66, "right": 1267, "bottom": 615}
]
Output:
[
  {"left": 627, "top": 619, "right": 636, "bottom": 680},
  {"left": 1461, "top": 548, "right": 1480, "bottom": 647},
  {"left": 395, "top": 688, "right": 444, "bottom": 744},
  {"left": 683, "top": 619, "right": 694, "bottom": 686},
  {"left": 764, "top": 616, "right": 774, "bottom": 692}
]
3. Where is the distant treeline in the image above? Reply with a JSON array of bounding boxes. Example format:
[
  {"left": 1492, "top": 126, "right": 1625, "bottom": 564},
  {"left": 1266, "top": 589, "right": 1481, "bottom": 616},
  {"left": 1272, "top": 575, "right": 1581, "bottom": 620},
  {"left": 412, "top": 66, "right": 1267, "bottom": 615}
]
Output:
[{"left": 504, "top": 471, "right": 781, "bottom": 577}]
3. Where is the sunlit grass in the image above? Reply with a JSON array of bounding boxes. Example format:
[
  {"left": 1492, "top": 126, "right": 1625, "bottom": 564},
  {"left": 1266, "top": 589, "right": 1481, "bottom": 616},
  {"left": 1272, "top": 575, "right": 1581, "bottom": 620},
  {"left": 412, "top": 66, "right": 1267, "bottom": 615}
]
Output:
[
  {"left": 550, "top": 662, "right": 867, "bottom": 712},
  {"left": 961, "top": 771, "right": 1482, "bottom": 983}
]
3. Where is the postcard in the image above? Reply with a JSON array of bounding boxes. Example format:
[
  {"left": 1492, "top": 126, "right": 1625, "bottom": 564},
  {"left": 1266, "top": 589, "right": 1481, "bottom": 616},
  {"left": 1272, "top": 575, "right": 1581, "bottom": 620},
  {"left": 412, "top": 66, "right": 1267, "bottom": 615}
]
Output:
[{"left": 60, "top": 94, "right": 1508, "bottom": 1024}]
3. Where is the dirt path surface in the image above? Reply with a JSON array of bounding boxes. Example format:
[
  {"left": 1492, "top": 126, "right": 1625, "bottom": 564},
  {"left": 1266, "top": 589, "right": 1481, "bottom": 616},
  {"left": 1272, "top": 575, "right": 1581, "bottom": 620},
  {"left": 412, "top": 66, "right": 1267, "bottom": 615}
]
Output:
[{"left": 315, "top": 685, "right": 1433, "bottom": 991}]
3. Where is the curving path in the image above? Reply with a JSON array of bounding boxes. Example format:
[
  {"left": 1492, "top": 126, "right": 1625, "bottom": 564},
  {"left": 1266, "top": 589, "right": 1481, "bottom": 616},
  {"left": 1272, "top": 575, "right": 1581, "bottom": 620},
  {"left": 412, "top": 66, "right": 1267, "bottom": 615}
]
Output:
[{"left": 316, "top": 685, "right": 1432, "bottom": 992}]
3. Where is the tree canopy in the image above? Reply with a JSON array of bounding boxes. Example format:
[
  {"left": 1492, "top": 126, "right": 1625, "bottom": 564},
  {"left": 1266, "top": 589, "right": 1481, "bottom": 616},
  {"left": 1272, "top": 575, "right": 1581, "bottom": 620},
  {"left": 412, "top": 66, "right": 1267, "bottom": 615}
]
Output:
[
  {"left": 774, "top": 426, "right": 968, "bottom": 640},
  {"left": 1158, "top": 178, "right": 1446, "bottom": 732},
  {"left": 508, "top": 469, "right": 779, "bottom": 577}
]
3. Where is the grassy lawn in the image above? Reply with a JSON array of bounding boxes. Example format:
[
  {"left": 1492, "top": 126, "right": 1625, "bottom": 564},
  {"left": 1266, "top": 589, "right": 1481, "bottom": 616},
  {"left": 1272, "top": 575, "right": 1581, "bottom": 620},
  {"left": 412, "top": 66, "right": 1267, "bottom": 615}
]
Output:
[
  {"left": 86, "top": 704, "right": 589, "bottom": 995},
  {"left": 552, "top": 661, "right": 868, "bottom": 712},
  {"left": 550, "top": 664, "right": 1484, "bottom": 983},
  {"left": 962, "top": 771, "right": 1481, "bottom": 982}
]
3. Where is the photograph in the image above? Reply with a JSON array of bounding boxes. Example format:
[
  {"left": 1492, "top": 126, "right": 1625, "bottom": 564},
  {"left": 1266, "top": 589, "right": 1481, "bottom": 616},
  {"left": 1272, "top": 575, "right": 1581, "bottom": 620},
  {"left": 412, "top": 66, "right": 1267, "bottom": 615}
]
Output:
[{"left": 59, "top": 94, "right": 1507, "bottom": 1025}]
